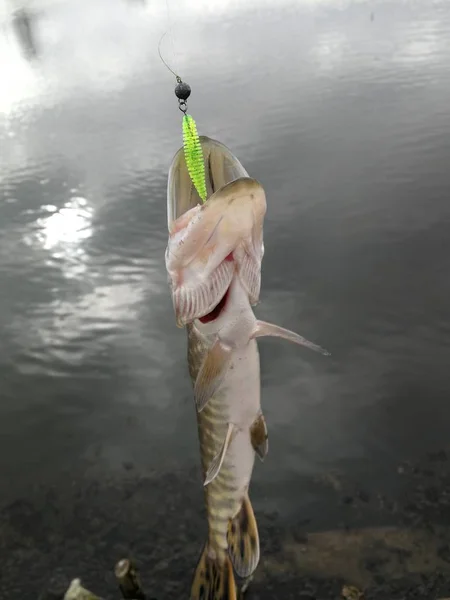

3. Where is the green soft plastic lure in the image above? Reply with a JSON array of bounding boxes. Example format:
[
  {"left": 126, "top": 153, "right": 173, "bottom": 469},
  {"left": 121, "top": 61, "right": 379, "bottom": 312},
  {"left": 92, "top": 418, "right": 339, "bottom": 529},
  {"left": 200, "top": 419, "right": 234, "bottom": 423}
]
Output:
[
  {"left": 182, "top": 114, "right": 207, "bottom": 202},
  {"left": 158, "top": 29, "right": 208, "bottom": 202}
]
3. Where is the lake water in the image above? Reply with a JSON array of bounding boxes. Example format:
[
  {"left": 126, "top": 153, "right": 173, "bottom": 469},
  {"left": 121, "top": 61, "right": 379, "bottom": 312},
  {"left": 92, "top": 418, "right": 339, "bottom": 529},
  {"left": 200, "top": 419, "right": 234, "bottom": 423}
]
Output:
[{"left": 2, "top": 0, "right": 450, "bottom": 598}]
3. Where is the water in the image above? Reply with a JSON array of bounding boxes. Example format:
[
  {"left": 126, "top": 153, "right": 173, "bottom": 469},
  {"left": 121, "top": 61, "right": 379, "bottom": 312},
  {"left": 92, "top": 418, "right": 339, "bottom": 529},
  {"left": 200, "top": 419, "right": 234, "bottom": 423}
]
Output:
[{"left": 2, "top": 0, "right": 450, "bottom": 597}]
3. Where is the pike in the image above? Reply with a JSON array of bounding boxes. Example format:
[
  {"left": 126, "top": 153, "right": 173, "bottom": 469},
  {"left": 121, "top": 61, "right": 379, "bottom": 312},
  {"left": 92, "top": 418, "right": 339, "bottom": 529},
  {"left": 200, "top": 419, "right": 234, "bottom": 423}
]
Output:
[{"left": 166, "top": 137, "right": 329, "bottom": 600}]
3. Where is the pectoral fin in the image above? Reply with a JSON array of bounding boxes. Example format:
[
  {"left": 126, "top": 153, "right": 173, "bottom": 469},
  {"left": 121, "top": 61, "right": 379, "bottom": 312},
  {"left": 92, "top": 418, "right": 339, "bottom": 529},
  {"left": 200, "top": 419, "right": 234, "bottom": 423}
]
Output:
[
  {"left": 194, "top": 338, "right": 233, "bottom": 412},
  {"left": 251, "top": 320, "right": 330, "bottom": 356},
  {"left": 250, "top": 413, "right": 268, "bottom": 461},
  {"left": 204, "top": 422, "right": 235, "bottom": 486}
]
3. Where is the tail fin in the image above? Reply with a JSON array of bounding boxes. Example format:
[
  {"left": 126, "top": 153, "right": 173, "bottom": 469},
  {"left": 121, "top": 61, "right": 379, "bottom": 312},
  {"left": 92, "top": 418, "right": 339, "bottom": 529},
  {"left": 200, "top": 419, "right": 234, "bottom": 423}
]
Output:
[
  {"left": 191, "top": 543, "right": 237, "bottom": 600},
  {"left": 227, "top": 493, "right": 260, "bottom": 579}
]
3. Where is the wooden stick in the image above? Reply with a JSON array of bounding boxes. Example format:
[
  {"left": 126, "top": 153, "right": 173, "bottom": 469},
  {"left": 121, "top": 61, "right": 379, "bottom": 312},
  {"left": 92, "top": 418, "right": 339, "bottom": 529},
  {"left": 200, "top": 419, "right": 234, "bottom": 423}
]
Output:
[{"left": 114, "top": 558, "right": 146, "bottom": 600}]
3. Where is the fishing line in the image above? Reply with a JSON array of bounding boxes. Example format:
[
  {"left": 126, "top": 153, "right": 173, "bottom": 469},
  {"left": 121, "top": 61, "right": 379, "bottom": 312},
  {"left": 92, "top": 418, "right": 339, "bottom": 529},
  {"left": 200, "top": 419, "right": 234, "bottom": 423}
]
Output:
[
  {"left": 164, "top": 0, "right": 178, "bottom": 77},
  {"left": 158, "top": 7, "right": 207, "bottom": 203}
]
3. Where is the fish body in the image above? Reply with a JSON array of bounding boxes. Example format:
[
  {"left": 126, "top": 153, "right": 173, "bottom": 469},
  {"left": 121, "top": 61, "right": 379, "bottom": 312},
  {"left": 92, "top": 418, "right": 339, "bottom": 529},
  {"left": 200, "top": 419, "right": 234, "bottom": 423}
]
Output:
[
  {"left": 166, "top": 137, "right": 328, "bottom": 600},
  {"left": 186, "top": 275, "right": 263, "bottom": 598}
]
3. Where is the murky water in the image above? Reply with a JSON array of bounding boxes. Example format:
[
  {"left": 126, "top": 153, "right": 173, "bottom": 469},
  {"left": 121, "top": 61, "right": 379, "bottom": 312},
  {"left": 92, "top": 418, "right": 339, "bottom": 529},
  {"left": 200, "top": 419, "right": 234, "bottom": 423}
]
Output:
[{"left": 2, "top": 0, "right": 450, "bottom": 597}]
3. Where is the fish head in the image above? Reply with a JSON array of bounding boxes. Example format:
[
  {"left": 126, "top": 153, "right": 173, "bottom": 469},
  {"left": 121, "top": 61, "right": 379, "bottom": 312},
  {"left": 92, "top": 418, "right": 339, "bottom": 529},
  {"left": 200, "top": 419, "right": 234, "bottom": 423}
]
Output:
[{"left": 165, "top": 177, "right": 267, "bottom": 326}]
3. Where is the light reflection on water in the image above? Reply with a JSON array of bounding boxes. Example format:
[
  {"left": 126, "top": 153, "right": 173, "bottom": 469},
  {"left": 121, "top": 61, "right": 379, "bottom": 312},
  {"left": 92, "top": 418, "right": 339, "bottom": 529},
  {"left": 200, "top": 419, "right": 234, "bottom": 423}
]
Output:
[{"left": 2, "top": 0, "right": 450, "bottom": 597}]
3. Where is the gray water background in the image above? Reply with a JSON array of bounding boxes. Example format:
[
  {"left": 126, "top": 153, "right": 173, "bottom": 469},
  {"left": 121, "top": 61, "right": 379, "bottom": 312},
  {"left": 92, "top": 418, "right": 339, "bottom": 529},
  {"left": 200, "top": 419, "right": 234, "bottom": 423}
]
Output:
[{"left": 2, "top": 0, "right": 450, "bottom": 596}]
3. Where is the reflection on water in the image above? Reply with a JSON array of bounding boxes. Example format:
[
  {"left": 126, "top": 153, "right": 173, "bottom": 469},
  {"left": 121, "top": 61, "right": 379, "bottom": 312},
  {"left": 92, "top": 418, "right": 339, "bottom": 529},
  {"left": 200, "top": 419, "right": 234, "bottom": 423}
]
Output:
[
  {"left": 2, "top": 0, "right": 450, "bottom": 597},
  {"left": 11, "top": 8, "right": 39, "bottom": 59},
  {"left": 30, "top": 196, "right": 92, "bottom": 252},
  {"left": 11, "top": 8, "right": 36, "bottom": 58}
]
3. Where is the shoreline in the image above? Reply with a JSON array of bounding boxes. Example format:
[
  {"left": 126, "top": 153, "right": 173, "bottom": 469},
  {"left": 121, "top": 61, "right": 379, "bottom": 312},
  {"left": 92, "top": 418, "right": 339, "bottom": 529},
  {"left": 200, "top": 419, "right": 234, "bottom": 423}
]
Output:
[{"left": 2, "top": 450, "right": 450, "bottom": 600}]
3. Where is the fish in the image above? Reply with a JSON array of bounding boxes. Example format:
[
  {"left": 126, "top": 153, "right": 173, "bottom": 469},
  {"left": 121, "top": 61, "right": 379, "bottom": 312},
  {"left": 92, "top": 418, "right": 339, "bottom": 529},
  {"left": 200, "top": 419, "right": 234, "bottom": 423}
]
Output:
[{"left": 166, "top": 137, "right": 329, "bottom": 600}]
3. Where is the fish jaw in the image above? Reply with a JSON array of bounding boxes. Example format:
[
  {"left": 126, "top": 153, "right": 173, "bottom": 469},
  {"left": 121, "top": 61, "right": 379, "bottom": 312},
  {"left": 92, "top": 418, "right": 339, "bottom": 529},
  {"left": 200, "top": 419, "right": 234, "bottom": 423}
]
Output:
[{"left": 165, "top": 177, "right": 267, "bottom": 326}]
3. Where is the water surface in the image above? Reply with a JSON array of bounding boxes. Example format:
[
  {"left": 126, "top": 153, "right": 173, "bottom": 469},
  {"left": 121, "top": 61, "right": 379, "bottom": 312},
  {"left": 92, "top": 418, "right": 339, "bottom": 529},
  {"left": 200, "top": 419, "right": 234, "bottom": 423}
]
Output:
[{"left": 2, "top": 0, "right": 450, "bottom": 597}]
